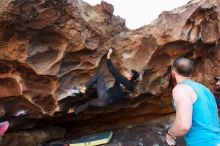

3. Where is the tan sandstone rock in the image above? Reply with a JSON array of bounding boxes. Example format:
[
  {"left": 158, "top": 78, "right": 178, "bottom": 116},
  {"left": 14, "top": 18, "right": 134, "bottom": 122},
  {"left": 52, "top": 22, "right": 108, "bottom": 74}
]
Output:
[{"left": 0, "top": 0, "right": 220, "bottom": 145}]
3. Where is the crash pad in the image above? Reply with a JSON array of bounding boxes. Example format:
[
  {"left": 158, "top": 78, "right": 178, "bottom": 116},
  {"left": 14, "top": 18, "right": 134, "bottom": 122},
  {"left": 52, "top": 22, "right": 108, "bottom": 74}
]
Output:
[{"left": 68, "top": 131, "right": 113, "bottom": 146}]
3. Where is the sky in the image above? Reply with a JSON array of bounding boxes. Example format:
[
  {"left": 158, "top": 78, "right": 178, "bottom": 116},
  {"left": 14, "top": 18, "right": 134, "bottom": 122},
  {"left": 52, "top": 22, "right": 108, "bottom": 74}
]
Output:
[{"left": 84, "top": 0, "right": 190, "bottom": 29}]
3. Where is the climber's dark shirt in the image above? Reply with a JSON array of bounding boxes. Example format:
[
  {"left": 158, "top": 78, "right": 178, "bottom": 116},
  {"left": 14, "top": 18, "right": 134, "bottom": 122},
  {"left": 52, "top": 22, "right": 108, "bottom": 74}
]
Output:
[{"left": 107, "top": 59, "right": 134, "bottom": 102}]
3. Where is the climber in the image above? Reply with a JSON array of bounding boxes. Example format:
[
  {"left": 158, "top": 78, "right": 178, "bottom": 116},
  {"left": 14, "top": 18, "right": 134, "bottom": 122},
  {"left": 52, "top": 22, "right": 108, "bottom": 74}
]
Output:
[
  {"left": 165, "top": 57, "right": 220, "bottom": 146},
  {"left": 68, "top": 48, "right": 140, "bottom": 115},
  {"left": 214, "top": 76, "right": 220, "bottom": 109}
]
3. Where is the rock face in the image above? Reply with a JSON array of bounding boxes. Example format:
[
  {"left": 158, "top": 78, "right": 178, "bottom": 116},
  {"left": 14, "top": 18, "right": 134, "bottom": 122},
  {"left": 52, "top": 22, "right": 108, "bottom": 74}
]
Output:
[{"left": 0, "top": 0, "right": 220, "bottom": 145}]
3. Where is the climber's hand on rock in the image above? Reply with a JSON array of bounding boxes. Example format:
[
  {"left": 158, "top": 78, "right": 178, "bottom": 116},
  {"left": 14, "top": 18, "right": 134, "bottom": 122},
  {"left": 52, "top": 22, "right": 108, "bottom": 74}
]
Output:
[
  {"left": 107, "top": 48, "right": 113, "bottom": 59},
  {"left": 67, "top": 107, "right": 75, "bottom": 114},
  {"left": 79, "top": 86, "right": 87, "bottom": 94}
]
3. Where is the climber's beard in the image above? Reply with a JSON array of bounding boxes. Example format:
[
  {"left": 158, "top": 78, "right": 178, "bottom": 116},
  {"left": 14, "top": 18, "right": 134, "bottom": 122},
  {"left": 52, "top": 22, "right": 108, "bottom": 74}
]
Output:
[
  {"left": 215, "top": 84, "right": 220, "bottom": 92},
  {"left": 170, "top": 71, "right": 177, "bottom": 87}
]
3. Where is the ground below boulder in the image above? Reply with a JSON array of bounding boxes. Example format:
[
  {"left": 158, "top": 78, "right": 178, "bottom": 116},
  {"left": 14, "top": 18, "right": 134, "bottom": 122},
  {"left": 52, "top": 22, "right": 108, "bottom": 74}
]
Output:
[{"left": 0, "top": 0, "right": 220, "bottom": 145}]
